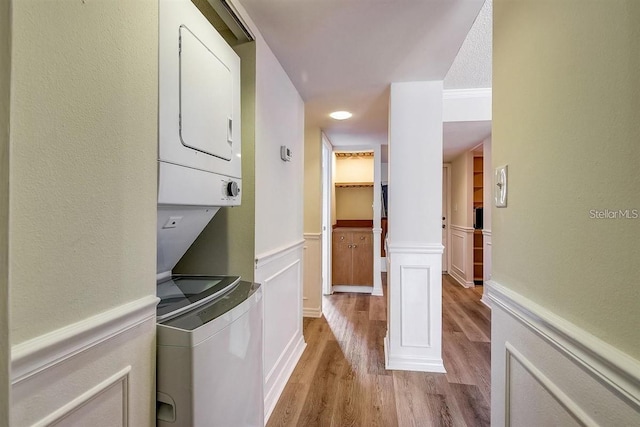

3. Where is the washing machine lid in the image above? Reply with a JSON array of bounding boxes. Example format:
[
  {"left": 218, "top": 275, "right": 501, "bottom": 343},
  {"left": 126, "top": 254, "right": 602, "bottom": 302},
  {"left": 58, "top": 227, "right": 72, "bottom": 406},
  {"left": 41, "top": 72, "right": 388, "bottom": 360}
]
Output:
[
  {"left": 156, "top": 274, "right": 240, "bottom": 321},
  {"left": 158, "top": 280, "right": 259, "bottom": 332}
]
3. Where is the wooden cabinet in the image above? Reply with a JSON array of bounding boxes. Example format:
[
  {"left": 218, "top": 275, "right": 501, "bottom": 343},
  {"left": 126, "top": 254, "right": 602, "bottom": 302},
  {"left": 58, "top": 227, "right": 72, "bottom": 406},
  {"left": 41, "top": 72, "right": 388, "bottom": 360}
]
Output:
[
  {"left": 473, "top": 230, "right": 483, "bottom": 282},
  {"left": 332, "top": 228, "right": 373, "bottom": 286},
  {"left": 473, "top": 155, "right": 484, "bottom": 283}
]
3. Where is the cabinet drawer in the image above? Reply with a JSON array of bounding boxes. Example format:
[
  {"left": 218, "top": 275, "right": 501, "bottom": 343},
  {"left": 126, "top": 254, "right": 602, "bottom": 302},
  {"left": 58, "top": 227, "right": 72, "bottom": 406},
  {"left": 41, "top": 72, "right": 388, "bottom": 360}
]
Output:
[
  {"left": 351, "top": 232, "right": 371, "bottom": 245},
  {"left": 333, "top": 231, "right": 349, "bottom": 245}
]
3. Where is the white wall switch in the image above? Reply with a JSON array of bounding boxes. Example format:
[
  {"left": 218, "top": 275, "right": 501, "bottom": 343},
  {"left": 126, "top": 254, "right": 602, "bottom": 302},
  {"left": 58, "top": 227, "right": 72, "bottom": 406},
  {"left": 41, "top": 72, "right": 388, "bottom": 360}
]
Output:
[{"left": 495, "top": 165, "right": 508, "bottom": 207}]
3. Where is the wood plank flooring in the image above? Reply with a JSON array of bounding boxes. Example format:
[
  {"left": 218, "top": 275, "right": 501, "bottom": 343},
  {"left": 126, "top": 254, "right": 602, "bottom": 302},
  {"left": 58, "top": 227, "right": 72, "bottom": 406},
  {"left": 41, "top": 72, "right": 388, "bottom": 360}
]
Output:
[{"left": 267, "top": 274, "right": 491, "bottom": 427}]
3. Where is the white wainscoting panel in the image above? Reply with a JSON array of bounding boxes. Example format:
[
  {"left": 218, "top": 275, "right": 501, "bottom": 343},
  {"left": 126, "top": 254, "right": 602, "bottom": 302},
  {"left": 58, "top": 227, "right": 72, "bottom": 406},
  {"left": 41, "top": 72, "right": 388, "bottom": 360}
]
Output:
[
  {"left": 256, "top": 241, "right": 306, "bottom": 423},
  {"left": 38, "top": 367, "right": 131, "bottom": 427},
  {"left": 385, "top": 242, "right": 445, "bottom": 373},
  {"left": 11, "top": 295, "right": 158, "bottom": 427},
  {"left": 400, "top": 266, "right": 431, "bottom": 348},
  {"left": 303, "top": 233, "right": 322, "bottom": 318},
  {"left": 489, "top": 281, "right": 640, "bottom": 426},
  {"left": 449, "top": 225, "right": 474, "bottom": 288},
  {"left": 481, "top": 229, "right": 491, "bottom": 307}
]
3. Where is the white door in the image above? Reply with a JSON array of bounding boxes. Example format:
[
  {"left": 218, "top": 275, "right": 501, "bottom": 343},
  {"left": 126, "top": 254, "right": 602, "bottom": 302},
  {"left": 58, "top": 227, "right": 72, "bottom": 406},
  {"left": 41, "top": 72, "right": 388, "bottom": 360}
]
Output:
[
  {"left": 321, "top": 136, "right": 332, "bottom": 295},
  {"left": 442, "top": 165, "right": 449, "bottom": 272}
]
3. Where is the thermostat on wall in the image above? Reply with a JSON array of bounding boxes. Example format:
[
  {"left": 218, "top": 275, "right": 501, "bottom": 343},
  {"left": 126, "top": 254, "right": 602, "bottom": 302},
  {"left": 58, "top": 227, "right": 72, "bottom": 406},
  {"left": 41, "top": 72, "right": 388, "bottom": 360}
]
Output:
[{"left": 280, "top": 145, "right": 292, "bottom": 162}]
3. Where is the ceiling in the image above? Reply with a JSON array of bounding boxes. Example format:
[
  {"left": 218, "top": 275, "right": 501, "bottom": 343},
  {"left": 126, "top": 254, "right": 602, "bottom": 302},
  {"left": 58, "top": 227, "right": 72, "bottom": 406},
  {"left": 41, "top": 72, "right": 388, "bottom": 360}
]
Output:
[
  {"left": 442, "top": 120, "right": 491, "bottom": 162},
  {"left": 237, "top": 0, "right": 492, "bottom": 155}
]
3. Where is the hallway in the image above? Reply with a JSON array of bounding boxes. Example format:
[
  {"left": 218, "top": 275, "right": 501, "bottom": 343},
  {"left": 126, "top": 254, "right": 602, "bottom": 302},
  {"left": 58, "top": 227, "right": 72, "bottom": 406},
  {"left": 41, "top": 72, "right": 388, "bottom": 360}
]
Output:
[{"left": 267, "top": 274, "right": 491, "bottom": 426}]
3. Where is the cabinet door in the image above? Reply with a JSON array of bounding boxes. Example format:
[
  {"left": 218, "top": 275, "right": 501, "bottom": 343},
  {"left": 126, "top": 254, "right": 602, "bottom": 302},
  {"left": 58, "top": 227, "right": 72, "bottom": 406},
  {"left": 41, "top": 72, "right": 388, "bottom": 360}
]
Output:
[
  {"left": 332, "top": 231, "right": 352, "bottom": 285},
  {"left": 351, "top": 232, "right": 373, "bottom": 286}
]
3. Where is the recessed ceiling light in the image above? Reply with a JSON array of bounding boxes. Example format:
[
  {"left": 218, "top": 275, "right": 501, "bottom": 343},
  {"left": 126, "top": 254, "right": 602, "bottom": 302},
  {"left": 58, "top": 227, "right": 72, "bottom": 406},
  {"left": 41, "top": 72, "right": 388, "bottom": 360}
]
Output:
[{"left": 329, "top": 111, "right": 352, "bottom": 120}]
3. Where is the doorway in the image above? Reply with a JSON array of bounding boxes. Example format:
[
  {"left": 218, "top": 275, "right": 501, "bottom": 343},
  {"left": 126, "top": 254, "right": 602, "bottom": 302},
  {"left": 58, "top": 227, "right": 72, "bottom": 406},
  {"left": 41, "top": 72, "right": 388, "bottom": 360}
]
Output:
[
  {"left": 442, "top": 164, "right": 451, "bottom": 273},
  {"left": 323, "top": 144, "right": 383, "bottom": 296},
  {"left": 321, "top": 134, "right": 332, "bottom": 295}
]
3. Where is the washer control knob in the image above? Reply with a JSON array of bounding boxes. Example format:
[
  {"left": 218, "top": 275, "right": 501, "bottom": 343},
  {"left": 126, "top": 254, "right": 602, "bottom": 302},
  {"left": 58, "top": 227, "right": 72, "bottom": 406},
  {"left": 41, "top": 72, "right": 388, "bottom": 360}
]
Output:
[{"left": 226, "top": 181, "right": 240, "bottom": 197}]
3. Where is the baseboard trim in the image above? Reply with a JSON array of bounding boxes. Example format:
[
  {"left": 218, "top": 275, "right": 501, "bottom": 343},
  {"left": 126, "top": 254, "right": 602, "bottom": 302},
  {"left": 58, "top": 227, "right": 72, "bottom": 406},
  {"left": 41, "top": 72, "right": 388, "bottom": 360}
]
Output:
[
  {"left": 11, "top": 295, "right": 158, "bottom": 384},
  {"left": 332, "top": 285, "right": 373, "bottom": 294},
  {"left": 488, "top": 280, "right": 640, "bottom": 410},
  {"left": 480, "top": 293, "right": 491, "bottom": 308},
  {"left": 384, "top": 336, "right": 446, "bottom": 373},
  {"left": 264, "top": 334, "right": 306, "bottom": 423},
  {"left": 303, "top": 307, "right": 322, "bottom": 318},
  {"left": 448, "top": 270, "right": 474, "bottom": 288}
]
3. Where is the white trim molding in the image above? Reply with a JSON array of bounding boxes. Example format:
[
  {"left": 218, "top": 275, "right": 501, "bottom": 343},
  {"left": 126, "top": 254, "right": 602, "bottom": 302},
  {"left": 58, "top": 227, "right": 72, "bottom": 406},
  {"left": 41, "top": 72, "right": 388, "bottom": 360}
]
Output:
[
  {"left": 12, "top": 295, "right": 158, "bottom": 384},
  {"left": 11, "top": 296, "right": 157, "bottom": 426},
  {"left": 386, "top": 242, "right": 444, "bottom": 255},
  {"left": 489, "top": 280, "right": 640, "bottom": 426},
  {"left": 256, "top": 245, "right": 306, "bottom": 423},
  {"left": 303, "top": 232, "right": 321, "bottom": 240},
  {"left": 303, "top": 233, "right": 323, "bottom": 318},
  {"left": 255, "top": 239, "right": 305, "bottom": 269},
  {"left": 302, "top": 307, "right": 322, "bottom": 318},
  {"left": 505, "top": 343, "right": 598, "bottom": 426},
  {"left": 443, "top": 88, "right": 492, "bottom": 123},
  {"left": 481, "top": 229, "right": 492, "bottom": 307},
  {"left": 384, "top": 242, "right": 445, "bottom": 373},
  {"left": 332, "top": 285, "right": 373, "bottom": 294},
  {"left": 448, "top": 225, "right": 474, "bottom": 288},
  {"left": 443, "top": 87, "right": 493, "bottom": 100},
  {"left": 33, "top": 367, "right": 132, "bottom": 427}
]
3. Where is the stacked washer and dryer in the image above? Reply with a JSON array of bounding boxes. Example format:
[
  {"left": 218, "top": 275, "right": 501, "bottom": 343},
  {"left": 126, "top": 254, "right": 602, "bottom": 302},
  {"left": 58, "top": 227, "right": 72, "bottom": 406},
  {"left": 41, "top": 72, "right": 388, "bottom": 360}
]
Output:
[{"left": 155, "top": 0, "right": 263, "bottom": 426}]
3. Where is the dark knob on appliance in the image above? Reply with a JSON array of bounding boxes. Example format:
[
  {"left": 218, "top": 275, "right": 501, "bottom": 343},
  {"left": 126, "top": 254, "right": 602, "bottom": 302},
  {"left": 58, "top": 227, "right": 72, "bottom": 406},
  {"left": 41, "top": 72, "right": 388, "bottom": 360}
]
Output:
[{"left": 226, "top": 181, "right": 240, "bottom": 197}]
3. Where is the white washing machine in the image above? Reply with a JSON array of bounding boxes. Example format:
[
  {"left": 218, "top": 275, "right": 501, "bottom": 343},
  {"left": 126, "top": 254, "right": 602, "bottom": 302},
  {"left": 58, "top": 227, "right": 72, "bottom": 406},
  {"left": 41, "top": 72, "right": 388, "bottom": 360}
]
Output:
[{"left": 156, "top": 276, "right": 263, "bottom": 427}]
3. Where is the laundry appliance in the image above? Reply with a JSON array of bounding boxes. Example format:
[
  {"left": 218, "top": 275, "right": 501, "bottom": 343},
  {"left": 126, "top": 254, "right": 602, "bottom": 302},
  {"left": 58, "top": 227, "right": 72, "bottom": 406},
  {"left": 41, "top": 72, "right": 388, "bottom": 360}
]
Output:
[{"left": 155, "top": 0, "right": 263, "bottom": 426}]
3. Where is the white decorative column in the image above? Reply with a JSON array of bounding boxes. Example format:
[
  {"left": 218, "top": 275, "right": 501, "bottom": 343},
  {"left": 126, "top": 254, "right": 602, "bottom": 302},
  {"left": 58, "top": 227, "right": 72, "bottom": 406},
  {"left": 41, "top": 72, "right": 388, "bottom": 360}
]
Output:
[{"left": 385, "top": 81, "right": 445, "bottom": 372}]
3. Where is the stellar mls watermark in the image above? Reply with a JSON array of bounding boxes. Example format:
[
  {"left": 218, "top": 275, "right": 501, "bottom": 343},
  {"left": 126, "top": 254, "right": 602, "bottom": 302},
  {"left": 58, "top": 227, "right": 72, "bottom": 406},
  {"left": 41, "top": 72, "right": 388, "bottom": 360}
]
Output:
[{"left": 589, "top": 209, "right": 639, "bottom": 219}]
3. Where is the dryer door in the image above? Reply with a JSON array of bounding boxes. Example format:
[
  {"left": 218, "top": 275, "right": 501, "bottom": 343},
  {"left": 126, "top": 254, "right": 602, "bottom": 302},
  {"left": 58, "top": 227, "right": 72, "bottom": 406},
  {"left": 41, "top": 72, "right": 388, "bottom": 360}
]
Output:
[{"left": 179, "top": 25, "right": 233, "bottom": 161}]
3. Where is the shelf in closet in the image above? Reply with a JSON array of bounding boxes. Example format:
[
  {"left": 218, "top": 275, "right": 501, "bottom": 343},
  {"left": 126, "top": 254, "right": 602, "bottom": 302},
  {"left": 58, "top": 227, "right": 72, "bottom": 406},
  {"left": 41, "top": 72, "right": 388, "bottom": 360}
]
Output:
[{"left": 335, "top": 182, "right": 374, "bottom": 188}]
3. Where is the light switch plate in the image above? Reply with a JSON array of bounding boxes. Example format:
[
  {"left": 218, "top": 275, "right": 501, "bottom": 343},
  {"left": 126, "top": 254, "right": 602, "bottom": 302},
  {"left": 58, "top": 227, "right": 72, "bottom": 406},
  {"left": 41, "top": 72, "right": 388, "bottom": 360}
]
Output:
[{"left": 495, "top": 165, "right": 508, "bottom": 207}]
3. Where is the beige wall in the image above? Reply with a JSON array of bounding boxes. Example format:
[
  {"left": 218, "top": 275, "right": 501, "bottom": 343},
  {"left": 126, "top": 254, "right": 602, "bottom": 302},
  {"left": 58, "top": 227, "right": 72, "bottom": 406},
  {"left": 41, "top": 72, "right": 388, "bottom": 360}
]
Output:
[
  {"left": 335, "top": 156, "right": 374, "bottom": 183},
  {"left": 0, "top": 0, "right": 10, "bottom": 421},
  {"left": 10, "top": 0, "right": 158, "bottom": 342},
  {"left": 494, "top": 0, "right": 640, "bottom": 359},
  {"left": 331, "top": 153, "right": 337, "bottom": 225},
  {"left": 304, "top": 125, "right": 322, "bottom": 233},
  {"left": 336, "top": 187, "right": 373, "bottom": 220},
  {"left": 450, "top": 151, "right": 472, "bottom": 227},
  {"left": 335, "top": 156, "right": 374, "bottom": 221},
  {"left": 176, "top": 42, "right": 257, "bottom": 282}
]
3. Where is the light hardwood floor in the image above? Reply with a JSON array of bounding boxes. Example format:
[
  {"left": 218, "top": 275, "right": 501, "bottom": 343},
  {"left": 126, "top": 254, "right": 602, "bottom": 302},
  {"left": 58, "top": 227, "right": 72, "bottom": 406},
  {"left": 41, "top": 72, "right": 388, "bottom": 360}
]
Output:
[{"left": 267, "top": 274, "right": 491, "bottom": 427}]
